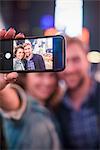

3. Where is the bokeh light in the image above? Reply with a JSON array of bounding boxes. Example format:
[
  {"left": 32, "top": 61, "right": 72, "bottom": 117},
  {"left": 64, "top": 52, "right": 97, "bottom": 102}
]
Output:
[
  {"left": 87, "top": 51, "right": 100, "bottom": 63},
  {"left": 40, "top": 15, "right": 54, "bottom": 30},
  {"left": 44, "top": 28, "right": 58, "bottom": 36}
]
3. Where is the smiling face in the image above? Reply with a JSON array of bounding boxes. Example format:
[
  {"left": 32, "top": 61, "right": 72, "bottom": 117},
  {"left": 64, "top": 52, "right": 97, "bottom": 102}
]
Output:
[
  {"left": 26, "top": 73, "right": 57, "bottom": 103},
  {"left": 24, "top": 44, "right": 33, "bottom": 58},
  {"left": 59, "top": 39, "right": 89, "bottom": 91},
  {"left": 15, "top": 48, "right": 24, "bottom": 60}
]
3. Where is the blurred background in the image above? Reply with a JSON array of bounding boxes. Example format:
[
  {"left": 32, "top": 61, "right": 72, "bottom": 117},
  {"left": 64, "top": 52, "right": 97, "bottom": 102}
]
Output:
[{"left": 0, "top": 0, "right": 100, "bottom": 80}]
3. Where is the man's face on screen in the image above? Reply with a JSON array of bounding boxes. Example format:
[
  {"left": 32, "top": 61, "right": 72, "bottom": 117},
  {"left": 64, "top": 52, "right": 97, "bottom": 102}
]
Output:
[{"left": 24, "top": 44, "right": 33, "bottom": 58}]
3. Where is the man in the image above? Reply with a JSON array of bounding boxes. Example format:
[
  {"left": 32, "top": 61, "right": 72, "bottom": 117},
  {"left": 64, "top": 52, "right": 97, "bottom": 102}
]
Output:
[
  {"left": 55, "top": 37, "right": 100, "bottom": 149},
  {"left": 23, "top": 43, "right": 46, "bottom": 71}
]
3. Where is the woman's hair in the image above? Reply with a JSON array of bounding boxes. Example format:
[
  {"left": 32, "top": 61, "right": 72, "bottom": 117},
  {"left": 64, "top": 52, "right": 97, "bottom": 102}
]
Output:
[{"left": 14, "top": 45, "right": 25, "bottom": 57}]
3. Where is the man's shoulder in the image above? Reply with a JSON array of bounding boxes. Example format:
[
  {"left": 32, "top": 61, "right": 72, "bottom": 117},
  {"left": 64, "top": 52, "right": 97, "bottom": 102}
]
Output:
[
  {"left": 32, "top": 54, "right": 44, "bottom": 63},
  {"left": 93, "top": 80, "right": 100, "bottom": 95},
  {"left": 52, "top": 99, "right": 68, "bottom": 116},
  {"left": 33, "top": 54, "right": 42, "bottom": 59}
]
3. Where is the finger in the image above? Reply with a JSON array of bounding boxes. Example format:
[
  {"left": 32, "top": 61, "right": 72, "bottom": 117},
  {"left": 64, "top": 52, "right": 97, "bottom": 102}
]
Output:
[
  {"left": 0, "top": 29, "right": 6, "bottom": 39},
  {"left": 4, "top": 28, "right": 16, "bottom": 39},
  {"left": 4, "top": 72, "right": 18, "bottom": 81},
  {"left": 15, "top": 33, "right": 25, "bottom": 39}
]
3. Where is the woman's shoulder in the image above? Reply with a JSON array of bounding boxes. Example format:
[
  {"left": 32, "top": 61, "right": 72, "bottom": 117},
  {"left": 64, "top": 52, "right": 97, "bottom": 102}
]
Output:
[
  {"left": 27, "top": 96, "right": 52, "bottom": 118},
  {"left": 26, "top": 98, "right": 59, "bottom": 139},
  {"left": 13, "top": 58, "right": 19, "bottom": 63},
  {"left": 13, "top": 57, "right": 17, "bottom": 62}
]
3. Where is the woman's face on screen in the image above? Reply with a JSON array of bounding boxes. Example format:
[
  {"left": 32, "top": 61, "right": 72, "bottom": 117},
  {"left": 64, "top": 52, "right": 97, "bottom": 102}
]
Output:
[{"left": 16, "top": 48, "right": 24, "bottom": 60}]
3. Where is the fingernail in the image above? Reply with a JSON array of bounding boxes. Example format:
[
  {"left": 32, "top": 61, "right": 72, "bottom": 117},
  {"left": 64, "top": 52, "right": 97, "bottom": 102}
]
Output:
[
  {"left": 19, "top": 33, "right": 24, "bottom": 35},
  {"left": 4, "top": 76, "right": 7, "bottom": 80},
  {"left": 2, "top": 29, "right": 6, "bottom": 30},
  {"left": 9, "top": 27, "right": 15, "bottom": 31},
  {"left": 20, "top": 33, "right": 25, "bottom": 37}
]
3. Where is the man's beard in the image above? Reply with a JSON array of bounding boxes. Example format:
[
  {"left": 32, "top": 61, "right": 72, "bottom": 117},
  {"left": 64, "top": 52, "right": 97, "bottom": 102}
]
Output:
[
  {"left": 25, "top": 54, "right": 30, "bottom": 58},
  {"left": 67, "top": 76, "right": 85, "bottom": 93}
]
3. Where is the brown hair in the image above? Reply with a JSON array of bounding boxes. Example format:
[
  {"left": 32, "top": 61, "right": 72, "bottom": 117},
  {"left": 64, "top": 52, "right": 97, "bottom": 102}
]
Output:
[
  {"left": 14, "top": 45, "right": 25, "bottom": 57},
  {"left": 23, "top": 43, "right": 32, "bottom": 48}
]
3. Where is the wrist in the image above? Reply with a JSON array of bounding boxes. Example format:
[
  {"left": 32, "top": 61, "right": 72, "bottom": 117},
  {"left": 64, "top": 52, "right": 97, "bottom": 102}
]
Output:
[{"left": 0, "top": 84, "right": 27, "bottom": 120}]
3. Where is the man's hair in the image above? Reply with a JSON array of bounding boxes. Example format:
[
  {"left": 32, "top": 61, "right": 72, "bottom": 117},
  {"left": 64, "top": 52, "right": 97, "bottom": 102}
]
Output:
[
  {"left": 67, "top": 37, "right": 87, "bottom": 53},
  {"left": 23, "top": 43, "right": 32, "bottom": 48}
]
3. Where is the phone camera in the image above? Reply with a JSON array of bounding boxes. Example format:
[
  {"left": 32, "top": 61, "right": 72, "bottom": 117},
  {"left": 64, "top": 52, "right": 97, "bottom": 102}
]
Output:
[{"left": 5, "top": 53, "right": 11, "bottom": 59}]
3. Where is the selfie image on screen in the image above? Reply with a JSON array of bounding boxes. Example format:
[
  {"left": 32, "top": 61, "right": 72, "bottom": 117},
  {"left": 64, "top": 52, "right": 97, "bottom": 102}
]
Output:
[{"left": 13, "top": 38, "right": 53, "bottom": 71}]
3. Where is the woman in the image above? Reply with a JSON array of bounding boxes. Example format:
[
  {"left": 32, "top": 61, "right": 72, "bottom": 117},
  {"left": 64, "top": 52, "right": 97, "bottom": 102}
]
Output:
[
  {"left": 13, "top": 45, "right": 25, "bottom": 70},
  {"left": 0, "top": 28, "right": 62, "bottom": 150}
]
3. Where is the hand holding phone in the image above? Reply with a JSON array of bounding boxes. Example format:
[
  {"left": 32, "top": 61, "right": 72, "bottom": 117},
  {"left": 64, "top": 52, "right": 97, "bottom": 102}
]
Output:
[
  {"left": 0, "top": 73, "right": 18, "bottom": 91},
  {"left": 0, "top": 28, "right": 25, "bottom": 90},
  {"left": 0, "top": 35, "right": 65, "bottom": 73}
]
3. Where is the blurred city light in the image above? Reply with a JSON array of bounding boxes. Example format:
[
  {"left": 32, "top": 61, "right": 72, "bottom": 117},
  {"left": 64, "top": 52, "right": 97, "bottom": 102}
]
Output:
[
  {"left": 87, "top": 51, "right": 100, "bottom": 63},
  {"left": 55, "top": 0, "right": 83, "bottom": 37},
  {"left": 81, "top": 27, "right": 90, "bottom": 45},
  {"left": 40, "top": 15, "right": 54, "bottom": 30},
  {"left": 44, "top": 28, "right": 58, "bottom": 36},
  {"left": 0, "top": 15, "right": 5, "bottom": 29}
]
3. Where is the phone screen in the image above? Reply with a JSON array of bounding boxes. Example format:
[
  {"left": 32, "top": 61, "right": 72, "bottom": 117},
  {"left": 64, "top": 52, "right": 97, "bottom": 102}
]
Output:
[{"left": 0, "top": 35, "right": 65, "bottom": 72}]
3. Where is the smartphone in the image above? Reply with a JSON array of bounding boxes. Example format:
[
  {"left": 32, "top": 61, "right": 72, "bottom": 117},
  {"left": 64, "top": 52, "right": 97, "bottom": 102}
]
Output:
[{"left": 0, "top": 35, "right": 65, "bottom": 73}]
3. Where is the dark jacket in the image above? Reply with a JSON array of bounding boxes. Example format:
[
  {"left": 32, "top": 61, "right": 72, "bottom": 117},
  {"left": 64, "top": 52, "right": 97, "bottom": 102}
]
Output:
[
  {"left": 25, "top": 54, "right": 46, "bottom": 71},
  {"left": 54, "top": 81, "right": 100, "bottom": 149},
  {"left": 33, "top": 54, "right": 46, "bottom": 71}
]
